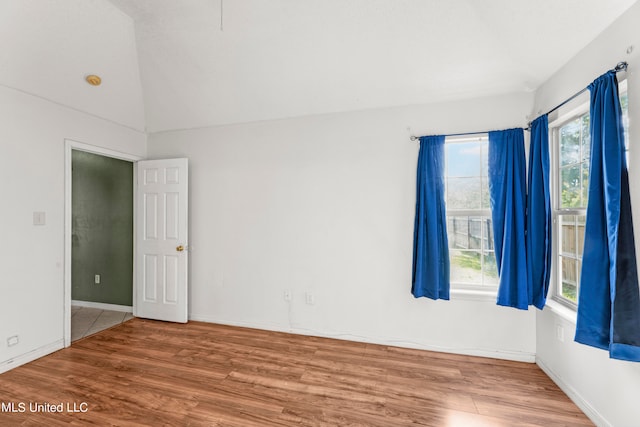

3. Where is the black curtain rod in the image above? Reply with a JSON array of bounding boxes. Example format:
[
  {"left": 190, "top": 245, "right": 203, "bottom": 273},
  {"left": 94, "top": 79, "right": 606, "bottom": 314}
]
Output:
[
  {"left": 536, "top": 61, "right": 628, "bottom": 121},
  {"left": 409, "top": 61, "right": 628, "bottom": 141}
]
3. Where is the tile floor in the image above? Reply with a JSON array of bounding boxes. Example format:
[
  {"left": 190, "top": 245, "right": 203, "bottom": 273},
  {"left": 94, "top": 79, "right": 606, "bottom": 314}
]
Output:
[{"left": 71, "top": 306, "right": 134, "bottom": 342}]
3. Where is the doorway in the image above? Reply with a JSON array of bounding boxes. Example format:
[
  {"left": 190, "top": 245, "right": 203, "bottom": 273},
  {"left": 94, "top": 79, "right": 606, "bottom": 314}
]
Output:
[
  {"left": 70, "top": 149, "right": 134, "bottom": 341},
  {"left": 64, "top": 140, "right": 142, "bottom": 347}
]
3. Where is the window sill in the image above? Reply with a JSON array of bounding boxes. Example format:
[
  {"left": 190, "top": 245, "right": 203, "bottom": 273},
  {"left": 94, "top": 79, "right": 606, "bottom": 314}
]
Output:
[
  {"left": 450, "top": 288, "right": 497, "bottom": 302},
  {"left": 544, "top": 299, "right": 577, "bottom": 325}
]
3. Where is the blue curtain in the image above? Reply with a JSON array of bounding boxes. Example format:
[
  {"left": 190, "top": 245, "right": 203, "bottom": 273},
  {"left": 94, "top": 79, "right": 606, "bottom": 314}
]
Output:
[
  {"left": 488, "top": 129, "right": 528, "bottom": 309},
  {"left": 412, "top": 136, "right": 450, "bottom": 300},
  {"left": 575, "top": 71, "right": 640, "bottom": 361},
  {"left": 527, "top": 116, "right": 552, "bottom": 309}
]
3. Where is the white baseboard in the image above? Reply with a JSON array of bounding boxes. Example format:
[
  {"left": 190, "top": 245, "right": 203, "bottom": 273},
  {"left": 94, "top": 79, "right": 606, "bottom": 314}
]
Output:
[
  {"left": 188, "top": 313, "right": 536, "bottom": 363},
  {"left": 72, "top": 300, "right": 132, "bottom": 313},
  {"left": 0, "top": 340, "right": 64, "bottom": 374},
  {"left": 536, "top": 356, "right": 610, "bottom": 427}
]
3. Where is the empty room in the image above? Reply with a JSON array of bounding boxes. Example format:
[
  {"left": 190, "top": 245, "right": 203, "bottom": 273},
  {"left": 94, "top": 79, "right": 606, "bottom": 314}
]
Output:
[{"left": 2, "top": 0, "right": 640, "bottom": 425}]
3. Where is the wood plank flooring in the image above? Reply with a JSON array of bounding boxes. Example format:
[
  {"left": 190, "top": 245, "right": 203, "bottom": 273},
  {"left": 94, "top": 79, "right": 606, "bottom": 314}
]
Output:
[{"left": 0, "top": 319, "right": 593, "bottom": 426}]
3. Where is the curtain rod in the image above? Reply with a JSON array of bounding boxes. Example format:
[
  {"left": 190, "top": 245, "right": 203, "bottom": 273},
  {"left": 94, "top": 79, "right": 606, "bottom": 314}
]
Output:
[
  {"left": 409, "top": 130, "right": 488, "bottom": 141},
  {"left": 535, "top": 61, "right": 628, "bottom": 122},
  {"left": 409, "top": 61, "right": 628, "bottom": 141}
]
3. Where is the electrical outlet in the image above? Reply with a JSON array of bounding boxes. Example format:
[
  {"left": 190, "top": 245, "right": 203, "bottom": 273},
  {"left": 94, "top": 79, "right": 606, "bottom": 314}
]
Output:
[
  {"left": 33, "top": 211, "right": 46, "bottom": 226},
  {"left": 305, "top": 292, "right": 315, "bottom": 305},
  {"left": 556, "top": 325, "right": 565, "bottom": 342},
  {"left": 94, "top": 274, "right": 101, "bottom": 284},
  {"left": 7, "top": 335, "right": 19, "bottom": 347},
  {"left": 283, "top": 290, "right": 292, "bottom": 301}
]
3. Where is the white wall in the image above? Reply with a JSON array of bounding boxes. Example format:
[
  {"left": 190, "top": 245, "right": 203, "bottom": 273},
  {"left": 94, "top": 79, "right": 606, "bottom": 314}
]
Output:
[
  {"left": 0, "top": 86, "right": 146, "bottom": 371},
  {"left": 533, "top": 2, "right": 640, "bottom": 426},
  {"left": 148, "top": 92, "right": 537, "bottom": 361},
  {"left": 0, "top": 0, "right": 146, "bottom": 372},
  {"left": 0, "top": 0, "right": 145, "bottom": 131},
  {"left": 6, "top": 6, "right": 638, "bottom": 424}
]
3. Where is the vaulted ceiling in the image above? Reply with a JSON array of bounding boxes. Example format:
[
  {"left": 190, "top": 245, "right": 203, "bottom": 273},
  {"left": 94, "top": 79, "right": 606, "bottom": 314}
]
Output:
[
  {"left": 4, "top": 1, "right": 637, "bottom": 133},
  {"left": 108, "top": 0, "right": 637, "bottom": 133}
]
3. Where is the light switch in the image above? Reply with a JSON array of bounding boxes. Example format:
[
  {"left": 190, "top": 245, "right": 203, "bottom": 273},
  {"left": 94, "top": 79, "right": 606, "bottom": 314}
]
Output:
[{"left": 33, "top": 212, "right": 46, "bottom": 226}]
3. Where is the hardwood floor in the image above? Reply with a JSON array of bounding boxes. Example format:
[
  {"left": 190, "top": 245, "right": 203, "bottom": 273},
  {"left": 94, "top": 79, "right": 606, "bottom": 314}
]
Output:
[{"left": 0, "top": 319, "right": 592, "bottom": 426}]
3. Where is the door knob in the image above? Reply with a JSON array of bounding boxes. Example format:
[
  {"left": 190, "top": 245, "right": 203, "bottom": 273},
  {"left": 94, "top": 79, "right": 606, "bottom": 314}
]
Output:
[{"left": 176, "top": 245, "right": 185, "bottom": 252}]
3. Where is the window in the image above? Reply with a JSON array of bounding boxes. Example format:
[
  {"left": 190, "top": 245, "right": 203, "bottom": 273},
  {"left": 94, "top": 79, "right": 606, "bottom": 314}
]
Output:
[
  {"left": 444, "top": 135, "right": 498, "bottom": 290},
  {"left": 552, "top": 84, "right": 629, "bottom": 307},
  {"left": 621, "top": 90, "right": 630, "bottom": 161}
]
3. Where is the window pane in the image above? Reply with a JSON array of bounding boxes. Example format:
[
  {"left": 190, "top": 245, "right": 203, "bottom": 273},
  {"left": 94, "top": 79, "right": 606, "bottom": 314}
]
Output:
[
  {"left": 450, "top": 250, "right": 484, "bottom": 284},
  {"left": 561, "top": 256, "right": 578, "bottom": 303},
  {"left": 581, "top": 163, "right": 589, "bottom": 206},
  {"left": 561, "top": 165, "right": 581, "bottom": 208},
  {"left": 577, "top": 259, "right": 582, "bottom": 298},
  {"left": 621, "top": 92, "right": 629, "bottom": 151},
  {"left": 581, "top": 114, "right": 590, "bottom": 162},
  {"left": 555, "top": 214, "right": 585, "bottom": 303},
  {"left": 558, "top": 213, "right": 584, "bottom": 304},
  {"left": 448, "top": 216, "right": 469, "bottom": 249},
  {"left": 483, "top": 251, "right": 499, "bottom": 285},
  {"left": 553, "top": 107, "right": 613, "bottom": 308},
  {"left": 561, "top": 280, "right": 578, "bottom": 303},
  {"left": 561, "top": 215, "right": 576, "bottom": 256},
  {"left": 481, "top": 176, "right": 490, "bottom": 209},
  {"left": 448, "top": 216, "right": 492, "bottom": 250},
  {"left": 448, "top": 215, "right": 495, "bottom": 286},
  {"left": 480, "top": 141, "right": 489, "bottom": 176},
  {"left": 483, "top": 217, "right": 494, "bottom": 251},
  {"left": 447, "top": 177, "right": 481, "bottom": 209},
  {"left": 560, "top": 119, "right": 581, "bottom": 166},
  {"left": 446, "top": 142, "right": 482, "bottom": 177},
  {"left": 561, "top": 256, "right": 577, "bottom": 283},
  {"left": 468, "top": 218, "right": 482, "bottom": 250},
  {"left": 445, "top": 137, "right": 492, "bottom": 289},
  {"left": 577, "top": 216, "right": 586, "bottom": 257}
]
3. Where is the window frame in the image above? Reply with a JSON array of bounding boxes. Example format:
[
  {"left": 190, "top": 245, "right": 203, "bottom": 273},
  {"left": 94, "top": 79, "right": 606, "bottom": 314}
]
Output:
[
  {"left": 550, "top": 101, "right": 590, "bottom": 309},
  {"left": 444, "top": 134, "right": 499, "bottom": 293},
  {"left": 549, "top": 80, "right": 629, "bottom": 310}
]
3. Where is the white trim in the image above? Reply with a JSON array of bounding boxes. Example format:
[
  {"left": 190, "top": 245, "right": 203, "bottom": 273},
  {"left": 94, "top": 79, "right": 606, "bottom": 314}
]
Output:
[
  {"left": 450, "top": 288, "right": 497, "bottom": 302},
  {"left": 548, "top": 92, "right": 590, "bottom": 126},
  {"left": 0, "top": 340, "right": 64, "bottom": 374},
  {"left": 446, "top": 134, "right": 489, "bottom": 143},
  {"left": 71, "top": 300, "right": 133, "bottom": 313},
  {"left": 544, "top": 299, "right": 578, "bottom": 325},
  {"left": 536, "top": 356, "right": 610, "bottom": 427},
  {"left": 447, "top": 208, "right": 493, "bottom": 216},
  {"left": 188, "top": 314, "right": 536, "bottom": 363},
  {"left": 64, "top": 139, "right": 142, "bottom": 348}
]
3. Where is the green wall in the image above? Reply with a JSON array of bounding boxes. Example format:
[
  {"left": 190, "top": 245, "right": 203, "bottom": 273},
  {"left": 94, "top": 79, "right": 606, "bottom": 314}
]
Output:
[{"left": 72, "top": 150, "right": 133, "bottom": 306}]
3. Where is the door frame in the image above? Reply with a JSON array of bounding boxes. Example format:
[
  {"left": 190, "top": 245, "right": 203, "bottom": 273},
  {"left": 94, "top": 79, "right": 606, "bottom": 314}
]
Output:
[{"left": 63, "top": 139, "right": 143, "bottom": 347}]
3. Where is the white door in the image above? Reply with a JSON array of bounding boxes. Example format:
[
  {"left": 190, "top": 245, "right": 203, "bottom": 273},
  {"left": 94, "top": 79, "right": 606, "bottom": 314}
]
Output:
[{"left": 135, "top": 158, "right": 188, "bottom": 323}]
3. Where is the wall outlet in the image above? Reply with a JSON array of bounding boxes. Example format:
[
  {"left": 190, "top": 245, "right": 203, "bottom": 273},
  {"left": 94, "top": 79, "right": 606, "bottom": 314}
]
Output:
[
  {"left": 556, "top": 325, "right": 565, "bottom": 342},
  {"left": 283, "top": 290, "right": 292, "bottom": 301},
  {"left": 94, "top": 274, "right": 101, "bottom": 284},
  {"left": 7, "top": 335, "right": 19, "bottom": 347},
  {"left": 33, "top": 211, "right": 46, "bottom": 226},
  {"left": 305, "top": 292, "right": 315, "bottom": 305}
]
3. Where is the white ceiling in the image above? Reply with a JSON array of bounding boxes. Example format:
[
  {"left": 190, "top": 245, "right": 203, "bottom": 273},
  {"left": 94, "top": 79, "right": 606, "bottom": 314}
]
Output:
[
  {"left": 108, "top": 0, "right": 637, "bottom": 132},
  {"left": 1, "top": 0, "right": 146, "bottom": 131}
]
